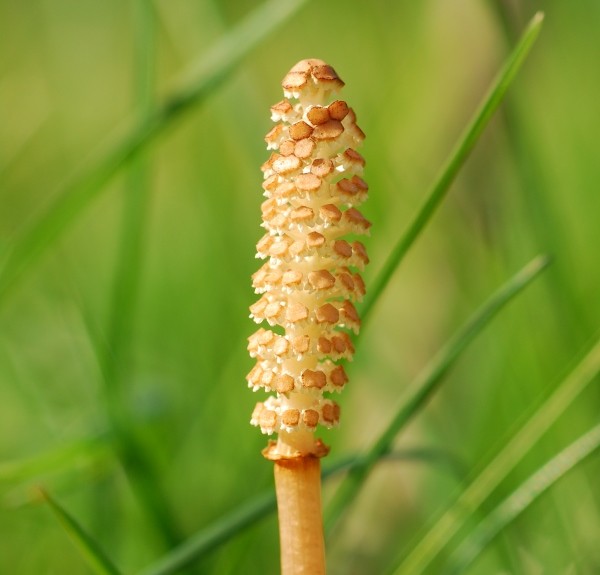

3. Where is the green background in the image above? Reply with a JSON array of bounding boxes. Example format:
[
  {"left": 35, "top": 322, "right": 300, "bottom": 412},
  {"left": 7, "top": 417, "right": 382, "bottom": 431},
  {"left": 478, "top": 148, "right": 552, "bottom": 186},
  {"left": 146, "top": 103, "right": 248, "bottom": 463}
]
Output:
[{"left": 1, "top": 1, "right": 599, "bottom": 573}]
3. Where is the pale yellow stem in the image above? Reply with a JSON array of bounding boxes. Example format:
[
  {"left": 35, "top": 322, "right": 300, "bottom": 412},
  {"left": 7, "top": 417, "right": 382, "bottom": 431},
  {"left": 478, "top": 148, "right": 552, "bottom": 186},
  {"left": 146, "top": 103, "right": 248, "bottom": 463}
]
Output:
[{"left": 274, "top": 456, "right": 326, "bottom": 575}]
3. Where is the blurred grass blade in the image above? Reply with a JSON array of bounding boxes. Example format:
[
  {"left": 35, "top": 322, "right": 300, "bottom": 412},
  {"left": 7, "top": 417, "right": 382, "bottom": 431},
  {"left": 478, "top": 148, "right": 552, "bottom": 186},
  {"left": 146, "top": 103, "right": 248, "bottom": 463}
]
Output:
[
  {"left": 326, "top": 254, "right": 550, "bottom": 533},
  {"left": 137, "top": 490, "right": 275, "bottom": 575},
  {"left": 39, "top": 488, "right": 123, "bottom": 575},
  {"left": 446, "top": 422, "right": 600, "bottom": 574},
  {"left": 137, "top": 449, "right": 460, "bottom": 575},
  {"left": 392, "top": 334, "right": 600, "bottom": 574},
  {"left": 0, "top": 434, "right": 109, "bottom": 484},
  {"left": 97, "top": 0, "right": 182, "bottom": 550},
  {"left": 106, "top": 0, "right": 155, "bottom": 376},
  {"left": 0, "top": 0, "right": 309, "bottom": 307},
  {"left": 361, "top": 11, "right": 544, "bottom": 324},
  {"left": 0, "top": 113, "right": 48, "bottom": 177}
]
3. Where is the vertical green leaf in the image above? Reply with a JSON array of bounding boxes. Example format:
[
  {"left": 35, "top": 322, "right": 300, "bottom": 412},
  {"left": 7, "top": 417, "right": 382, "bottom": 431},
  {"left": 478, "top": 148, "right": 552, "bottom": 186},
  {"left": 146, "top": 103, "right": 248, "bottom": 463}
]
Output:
[
  {"left": 94, "top": 0, "right": 182, "bottom": 549},
  {"left": 361, "top": 12, "right": 545, "bottom": 325}
]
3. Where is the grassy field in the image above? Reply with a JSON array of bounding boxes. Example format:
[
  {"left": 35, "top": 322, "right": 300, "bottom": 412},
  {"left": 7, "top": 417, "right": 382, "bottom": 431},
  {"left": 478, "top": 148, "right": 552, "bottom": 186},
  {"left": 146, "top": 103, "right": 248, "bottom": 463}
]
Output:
[{"left": 1, "top": 1, "right": 599, "bottom": 573}]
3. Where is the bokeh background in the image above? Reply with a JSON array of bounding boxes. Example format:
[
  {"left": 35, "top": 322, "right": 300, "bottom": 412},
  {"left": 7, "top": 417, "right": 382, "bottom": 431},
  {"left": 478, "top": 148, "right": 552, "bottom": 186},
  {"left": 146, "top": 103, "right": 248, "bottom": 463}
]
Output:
[{"left": 1, "top": 0, "right": 599, "bottom": 573}]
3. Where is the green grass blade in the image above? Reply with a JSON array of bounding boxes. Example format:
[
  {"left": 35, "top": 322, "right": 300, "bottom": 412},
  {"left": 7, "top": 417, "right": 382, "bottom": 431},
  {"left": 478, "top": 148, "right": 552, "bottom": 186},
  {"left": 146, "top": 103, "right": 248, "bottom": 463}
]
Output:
[
  {"left": 0, "top": 0, "right": 309, "bottom": 307},
  {"left": 0, "top": 434, "right": 110, "bottom": 484},
  {"left": 95, "top": 0, "right": 182, "bottom": 550},
  {"left": 38, "top": 488, "right": 123, "bottom": 575},
  {"left": 446, "top": 422, "right": 600, "bottom": 574},
  {"left": 361, "top": 11, "right": 544, "bottom": 325},
  {"left": 137, "top": 449, "right": 459, "bottom": 575},
  {"left": 137, "top": 490, "right": 275, "bottom": 575},
  {"left": 105, "top": 0, "right": 155, "bottom": 377},
  {"left": 325, "top": 255, "right": 550, "bottom": 533},
  {"left": 391, "top": 334, "right": 600, "bottom": 574}
]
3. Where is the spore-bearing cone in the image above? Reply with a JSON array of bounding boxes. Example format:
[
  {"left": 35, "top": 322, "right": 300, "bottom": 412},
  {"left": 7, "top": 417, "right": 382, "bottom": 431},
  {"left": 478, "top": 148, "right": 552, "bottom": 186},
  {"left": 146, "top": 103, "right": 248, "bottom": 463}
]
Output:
[{"left": 248, "top": 59, "right": 370, "bottom": 459}]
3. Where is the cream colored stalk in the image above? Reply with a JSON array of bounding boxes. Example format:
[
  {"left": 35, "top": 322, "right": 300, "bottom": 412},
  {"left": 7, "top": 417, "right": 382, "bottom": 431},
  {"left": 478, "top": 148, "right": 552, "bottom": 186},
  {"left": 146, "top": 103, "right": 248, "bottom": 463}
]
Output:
[{"left": 247, "top": 59, "right": 369, "bottom": 574}]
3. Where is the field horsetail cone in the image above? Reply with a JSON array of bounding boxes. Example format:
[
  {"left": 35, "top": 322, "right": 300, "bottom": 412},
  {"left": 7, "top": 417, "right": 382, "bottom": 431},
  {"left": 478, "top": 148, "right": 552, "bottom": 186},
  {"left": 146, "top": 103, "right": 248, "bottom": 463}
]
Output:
[
  {"left": 247, "top": 59, "right": 369, "bottom": 574},
  {"left": 248, "top": 59, "right": 369, "bottom": 459}
]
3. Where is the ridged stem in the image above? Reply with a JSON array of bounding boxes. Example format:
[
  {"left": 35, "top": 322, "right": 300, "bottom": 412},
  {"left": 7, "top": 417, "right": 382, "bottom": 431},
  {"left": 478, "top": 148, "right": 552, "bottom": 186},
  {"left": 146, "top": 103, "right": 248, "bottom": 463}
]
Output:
[{"left": 274, "top": 457, "right": 326, "bottom": 575}]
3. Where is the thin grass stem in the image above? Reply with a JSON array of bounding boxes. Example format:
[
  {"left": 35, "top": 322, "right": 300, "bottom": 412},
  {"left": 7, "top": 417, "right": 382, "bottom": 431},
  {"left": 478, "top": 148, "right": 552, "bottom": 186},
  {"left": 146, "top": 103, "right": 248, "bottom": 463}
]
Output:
[
  {"left": 391, "top": 333, "right": 600, "bottom": 574},
  {"left": 325, "top": 255, "right": 550, "bottom": 534},
  {"left": 38, "top": 488, "right": 124, "bottom": 575},
  {"left": 445, "top": 422, "right": 600, "bottom": 574},
  {"left": 361, "top": 11, "right": 544, "bottom": 327}
]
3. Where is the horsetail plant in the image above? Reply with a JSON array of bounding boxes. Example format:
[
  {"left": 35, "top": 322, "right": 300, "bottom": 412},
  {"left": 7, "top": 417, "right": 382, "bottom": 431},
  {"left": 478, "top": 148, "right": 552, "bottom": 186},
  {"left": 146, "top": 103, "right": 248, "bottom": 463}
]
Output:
[{"left": 247, "top": 59, "right": 369, "bottom": 574}]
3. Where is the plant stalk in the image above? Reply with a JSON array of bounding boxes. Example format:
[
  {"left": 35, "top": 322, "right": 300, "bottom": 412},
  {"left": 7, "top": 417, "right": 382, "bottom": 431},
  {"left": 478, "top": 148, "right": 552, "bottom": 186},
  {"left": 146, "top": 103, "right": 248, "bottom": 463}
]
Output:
[{"left": 274, "top": 457, "right": 326, "bottom": 575}]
